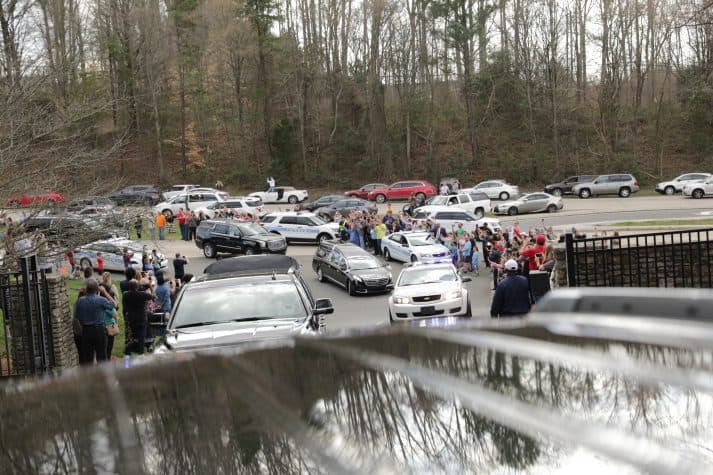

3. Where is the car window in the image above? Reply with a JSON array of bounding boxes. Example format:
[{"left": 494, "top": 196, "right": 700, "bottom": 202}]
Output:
[
  {"left": 689, "top": 174, "right": 707, "bottom": 180},
  {"left": 172, "top": 196, "right": 187, "bottom": 204},
  {"left": 528, "top": 194, "right": 548, "bottom": 200},
  {"left": 458, "top": 195, "right": 470, "bottom": 203},
  {"left": 226, "top": 202, "right": 242, "bottom": 208},
  {"left": 295, "top": 217, "right": 316, "bottom": 226},
  {"left": 399, "top": 267, "right": 457, "bottom": 286},
  {"left": 261, "top": 216, "right": 276, "bottom": 223},
  {"left": 468, "top": 192, "right": 488, "bottom": 201},
  {"left": 279, "top": 216, "right": 298, "bottom": 225},
  {"left": 389, "top": 234, "right": 402, "bottom": 243},
  {"left": 213, "top": 224, "right": 229, "bottom": 234},
  {"left": 228, "top": 226, "right": 241, "bottom": 237},
  {"left": 594, "top": 176, "right": 609, "bottom": 183}
]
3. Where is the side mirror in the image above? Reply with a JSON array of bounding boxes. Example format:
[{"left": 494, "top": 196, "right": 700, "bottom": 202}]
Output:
[
  {"left": 339, "top": 263, "right": 348, "bottom": 271},
  {"left": 313, "top": 298, "right": 334, "bottom": 315}
]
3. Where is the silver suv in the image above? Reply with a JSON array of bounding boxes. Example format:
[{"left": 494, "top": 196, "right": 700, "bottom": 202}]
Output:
[{"left": 572, "top": 174, "right": 640, "bottom": 198}]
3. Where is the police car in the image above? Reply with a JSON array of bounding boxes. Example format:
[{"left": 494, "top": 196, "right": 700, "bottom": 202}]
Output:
[
  {"left": 381, "top": 231, "right": 452, "bottom": 264},
  {"left": 74, "top": 238, "right": 169, "bottom": 272},
  {"left": 260, "top": 212, "right": 340, "bottom": 244}
]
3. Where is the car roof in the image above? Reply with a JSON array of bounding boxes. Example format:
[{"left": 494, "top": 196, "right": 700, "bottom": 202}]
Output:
[
  {"left": 332, "top": 243, "right": 375, "bottom": 257},
  {"left": 265, "top": 211, "right": 318, "bottom": 217},
  {"left": 202, "top": 255, "right": 300, "bottom": 277}
]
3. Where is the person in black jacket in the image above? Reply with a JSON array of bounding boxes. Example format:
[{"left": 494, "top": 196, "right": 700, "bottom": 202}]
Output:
[{"left": 490, "top": 259, "right": 532, "bottom": 318}]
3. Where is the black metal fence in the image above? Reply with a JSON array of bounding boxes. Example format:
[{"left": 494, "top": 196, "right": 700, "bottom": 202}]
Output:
[
  {"left": 565, "top": 229, "right": 713, "bottom": 288},
  {"left": 0, "top": 256, "right": 54, "bottom": 377}
]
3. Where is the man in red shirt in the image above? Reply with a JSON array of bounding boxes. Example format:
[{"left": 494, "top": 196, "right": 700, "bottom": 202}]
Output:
[
  {"left": 96, "top": 252, "right": 105, "bottom": 274},
  {"left": 176, "top": 208, "right": 189, "bottom": 241},
  {"left": 519, "top": 235, "right": 547, "bottom": 270}
]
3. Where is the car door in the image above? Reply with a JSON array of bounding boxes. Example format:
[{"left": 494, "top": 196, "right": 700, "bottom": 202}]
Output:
[
  {"left": 211, "top": 224, "right": 230, "bottom": 251},
  {"left": 705, "top": 178, "right": 713, "bottom": 196},
  {"left": 324, "top": 248, "right": 342, "bottom": 284},
  {"left": 295, "top": 216, "right": 320, "bottom": 241},
  {"left": 225, "top": 225, "right": 244, "bottom": 253},
  {"left": 591, "top": 176, "right": 609, "bottom": 194},
  {"left": 384, "top": 234, "right": 401, "bottom": 260},
  {"left": 524, "top": 194, "right": 548, "bottom": 212},
  {"left": 563, "top": 177, "right": 578, "bottom": 193},
  {"left": 395, "top": 234, "right": 412, "bottom": 262}
]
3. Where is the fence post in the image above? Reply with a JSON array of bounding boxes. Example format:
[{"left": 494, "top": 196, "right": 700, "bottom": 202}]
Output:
[{"left": 565, "top": 233, "right": 577, "bottom": 287}]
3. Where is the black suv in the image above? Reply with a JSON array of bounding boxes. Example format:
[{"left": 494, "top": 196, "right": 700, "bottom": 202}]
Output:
[
  {"left": 155, "top": 255, "right": 334, "bottom": 352},
  {"left": 195, "top": 220, "right": 287, "bottom": 258},
  {"left": 312, "top": 240, "right": 393, "bottom": 295},
  {"left": 544, "top": 175, "right": 596, "bottom": 196},
  {"left": 108, "top": 185, "right": 161, "bottom": 205}
]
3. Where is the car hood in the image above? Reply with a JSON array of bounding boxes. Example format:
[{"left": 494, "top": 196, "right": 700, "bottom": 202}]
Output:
[
  {"left": 163, "top": 319, "right": 310, "bottom": 352},
  {"left": 319, "top": 222, "right": 340, "bottom": 231},
  {"left": 412, "top": 244, "right": 450, "bottom": 256},
  {"left": 350, "top": 267, "right": 391, "bottom": 279},
  {"left": 393, "top": 281, "right": 462, "bottom": 298}
]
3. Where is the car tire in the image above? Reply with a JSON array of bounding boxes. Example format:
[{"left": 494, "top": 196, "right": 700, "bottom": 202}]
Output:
[
  {"left": 316, "top": 267, "right": 324, "bottom": 282},
  {"left": 547, "top": 204, "right": 557, "bottom": 213},
  {"left": 550, "top": 188, "right": 563, "bottom": 197},
  {"left": 317, "top": 233, "right": 331, "bottom": 244},
  {"left": 383, "top": 248, "right": 391, "bottom": 261},
  {"left": 579, "top": 188, "right": 591, "bottom": 199},
  {"left": 499, "top": 192, "right": 510, "bottom": 201},
  {"left": 288, "top": 195, "right": 298, "bottom": 204},
  {"left": 474, "top": 208, "right": 484, "bottom": 219},
  {"left": 80, "top": 258, "right": 92, "bottom": 270},
  {"left": 415, "top": 192, "right": 426, "bottom": 201},
  {"left": 375, "top": 194, "right": 386, "bottom": 204},
  {"left": 347, "top": 280, "right": 356, "bottom": 296},
  {"left": 162, "top": 209, "right": 173, "bottom": 219},
  {"left": 203, "top": 242, "right": 216, "bottom": 258},
  {"left": 618, "top": 187, "right": 631, "bottom": 198},
  {"left": 693, "top": 189, "right": 704, "bottom": 199},
  {"left": 410, "top": 254, "right": 418, "bottom": 263},
  {"left": 464, "top": 299, "right": 472, "bottom": 317},
  {"left": 507, "top": 207, "right": 518, "bottom": 216},
  {"left": 664, "top": 186, "right": 675, "bottom": 196}
]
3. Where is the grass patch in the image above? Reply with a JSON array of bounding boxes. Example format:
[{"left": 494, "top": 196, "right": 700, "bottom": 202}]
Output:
[
  {"left": 610, "top": 219, "right": 713, "bottom": 227},
  {"left": 128, "top": 223, "right": 182, "bottom": 242}
]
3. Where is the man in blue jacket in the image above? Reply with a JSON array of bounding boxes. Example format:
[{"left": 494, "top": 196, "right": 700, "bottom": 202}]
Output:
[{"left": 490, "top": 259, "right": 531, "bottom": 318}]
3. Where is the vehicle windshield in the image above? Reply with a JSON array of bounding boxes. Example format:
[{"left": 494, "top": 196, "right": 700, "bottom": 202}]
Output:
[
  {"left": 399, "top": 267, "right": 457, "bottom": 286},
  {"left": 172, "top": 281, "right": 307, "bottom": 328},
  {"left": 236, "top": 223, "right": 268, "bottom": 236},
  {"left": 430, "top": 196, "right": 450, "bottom": 205},
  {"left": 412, "top": 211, "right": 429, "bottom": 220},
  {"left": 348, "top": 256, "right": 382, "bottom": 270},
  {"left": 406, "top": 235, "right": 434, "bottom": 246}
]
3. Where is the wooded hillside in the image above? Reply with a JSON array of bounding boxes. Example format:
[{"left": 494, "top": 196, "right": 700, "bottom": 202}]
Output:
[{"left": 1, "top": 0, "right": 712, "bottom": 192}]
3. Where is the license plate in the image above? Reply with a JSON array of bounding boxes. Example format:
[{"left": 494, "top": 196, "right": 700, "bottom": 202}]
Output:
[{"left": 420, "top": 306, "right": 436, "bottom": 315}]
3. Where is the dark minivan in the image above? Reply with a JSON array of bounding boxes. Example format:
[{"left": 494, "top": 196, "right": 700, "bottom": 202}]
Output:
[
  {"left": 544, "top": 175, "right": 596, "bottom": 196},
  {"left": 195, "top": 219, "right": 287, "bottom": 258}
]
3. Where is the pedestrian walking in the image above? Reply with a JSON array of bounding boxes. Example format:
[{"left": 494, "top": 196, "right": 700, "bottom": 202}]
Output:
[{"left": 490, "top": 259, "right": 532, "bottom": 318}]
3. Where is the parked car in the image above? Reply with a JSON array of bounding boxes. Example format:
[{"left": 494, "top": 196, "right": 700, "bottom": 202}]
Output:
[
  {"left": 153, "top": 191, "right": 225, "bottom": 218},
  {"left": 683, "top": 176, "right": 713, "bottom": 199},
  {"left": 416, "top": 191, "right": 491, "bottom": 218},
  {"left": 344, "top": 183, "right": 389, "bottom": 199},
  {"left": 65, "top": 196, "right": 115, "bottom": 212},
  {"left": 388, "top": 263, "right": 471, "bottom": 322},
  {"left": 312, "top": 241, "right": 393, "bottom": 295},
  {"left": 466, "top": 180, "right": 519, "bottom": 200},
  {"left": 315, "top": 198, "right": 378, "bottom": 220},
  {"left": 162, "top": 184, "right": 201, "bottom": 201},
  {"left": 154, "top": 255, "right": 333, "bottom": 353},
  {"left": 5, "top": 191, "right": 65, "bottom": 207},
  {"left": 109, "top": 185, "right": 161, "bottom": 206},
  {"left": 195, "top": 197, "right": 264, "bottom": 219},
  {"left": 249, "top": 186, "right": 309, "bottom": 204},
  {"left": 261, "top": 212, "right": 340, "bottom": 244},
  {"left": 572, "top": 174, "right": 640, "bottom": 198},
  {"left": 493, "top": 192, "right": 563, "bottom": 216},
  {"left": 195, "top": 220, "right": 287, "bottom": 258},
  {"left": 381, "top": 231, "right": 452, "bottom": 264},
  {"left": 75, "top": 238, "right": 168, "bottom": 272},
  {"left": 544, "top": 175, "right": 597, "bottom": 197},
  {"left": 302, "top": 195, "right": 343, "bottom": 212},
  {"left": 411, "top": 207, "right": 501, "bottom": 234},
  {"left": 655, "top": 173, "right": 711, "bottom": 195},
  {"left": 367, "top": 181, "right": 437, "bottom": 203}
]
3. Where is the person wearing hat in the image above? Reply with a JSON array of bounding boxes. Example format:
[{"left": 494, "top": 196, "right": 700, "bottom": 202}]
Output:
[
  {"left": 490, "top": 259, "right": 532, "bottom": 318},
  {"left": 519, "top": 234, "right": 548, "bottom": 271}
]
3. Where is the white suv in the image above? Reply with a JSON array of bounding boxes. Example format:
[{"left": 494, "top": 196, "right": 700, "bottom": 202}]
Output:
[
  {"left": 261, "top": 212, "right": 339, "bottom": 243},
  {"left": 411, "top": 206, "right": 501, "bottom": 234},
  {"left": 683, "top": 176, "right": 713, "bottom": 199},
  {"left": 656, "top": 173, "right": 711, "bottom": 196},
  {"left": 421, "top": 191, "right": 491, "bottom": 218},
  {"left": 162, "top": 184, "right": 201, "bottom": 201},
  {"left": 388, "top": 263, "right": 471, "bottom": 322},
  {"left": 154, "top": 191, "right": 225, "bottom": 218},
  {"left": 466, "top": 180, "right": 519, "bottom": 200}
]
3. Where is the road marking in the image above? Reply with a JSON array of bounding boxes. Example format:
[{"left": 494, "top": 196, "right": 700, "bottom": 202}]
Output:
[{"left": 699, "top": 211, "right": 713, "bottom": 216}]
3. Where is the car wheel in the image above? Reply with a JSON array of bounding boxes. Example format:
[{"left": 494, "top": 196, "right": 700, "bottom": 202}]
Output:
[
  {"left": 383, "top": 248, "right": 391, "bottom": 261},
  {"left": 316, "top": 267, "right": 324, "bottom": 282},
  {"left": 288, "top": 195, "right": 298, "bottom": 204},
  {"left": 499, "top": 192, "right": 510, "bottom": 201},
  {"left": 550, "top": 188, "right": 563, "bottom": 197},
  {"left": 162, "top": 209, "right": 173, "bottom": 219},
  {"left": 664, "top": 186, "right": 675, "bottom": 196},
  {"left": 80, "top": 258, "right": 92, "bottom": 270},
  {"left": 317, "top": 233, "right": 331, "bottom": 244},
  {"left": 245, "top": 248, "right": 256, "bottom": 255},
  {"left": 579, "top": 188, "right": 591, "bottom": 199},
  {"left": 410, "top": 254, "right": 418, "bottom": 263},
  {"left": 375, "top": 194, "right": 386, "bottom": 204},
  {"left": 618, "top": 187, "right": 631, "bottom": 198},
  {"left": 474, "top": 208, "right": 484, "bottom": 219},
  {"left": 547, "top": 204, "right": 557, "bottom": 213},
  {"left": 415, "top": 192, "right": 426, "bottom": 201},
  {"left": 693, "top": 189, "right": 704, "bottom": 199},
  {"left": 347, "top": 280, "right": 356, "bottom": 296},
  {"left": 203, "top": 242, "right": 216, "bottom": 258},
  {"left": 464, "top": 299, "right": 472, "bottom": 317},
  {"left": 507, "top": 207, "right": 518, "bottom": 216}
]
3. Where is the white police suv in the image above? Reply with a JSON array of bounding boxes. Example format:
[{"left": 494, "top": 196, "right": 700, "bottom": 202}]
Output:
[{"left": 261, "top": 212, "right": 340, "bottom": 244}]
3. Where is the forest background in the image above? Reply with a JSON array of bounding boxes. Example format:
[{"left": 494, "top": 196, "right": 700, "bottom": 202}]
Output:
[{"left": 1, "top": 0, "right": 712, "bottom": 195}]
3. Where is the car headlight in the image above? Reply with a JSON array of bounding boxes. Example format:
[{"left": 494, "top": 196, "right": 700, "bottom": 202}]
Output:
[
  {"left": 444, "top": 290, "right": 463, "bottom": 300},
  {"left": 394, "top": 296, "right": 410, "bottom": 304},
  {"left": 353, "top": 276, "right": 363, "bottom": 282},
  {"left": 258, "top": 241, "right": 266, "bottom": 247}
]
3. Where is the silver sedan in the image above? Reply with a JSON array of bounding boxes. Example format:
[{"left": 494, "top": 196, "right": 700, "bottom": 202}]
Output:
[{"left": 493, "top": 192, "right": 563, "bottom": 216}]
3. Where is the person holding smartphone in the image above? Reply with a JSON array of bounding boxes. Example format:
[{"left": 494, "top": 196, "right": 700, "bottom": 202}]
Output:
[{"left": 519, "top": 235, "right": 548, "bottom": 271}]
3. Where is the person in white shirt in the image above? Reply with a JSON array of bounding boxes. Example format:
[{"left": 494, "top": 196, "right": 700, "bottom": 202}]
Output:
[
  {"left": 267, "top": 176, "right": 276, "bottom": 192},
  {"left": 440, "top": 184, "right": 449, "bottom": 195}
]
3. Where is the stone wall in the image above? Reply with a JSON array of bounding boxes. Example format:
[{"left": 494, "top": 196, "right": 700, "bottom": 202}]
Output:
[{"left": 555, "top": 239, "right": 713, "bottom": 288}]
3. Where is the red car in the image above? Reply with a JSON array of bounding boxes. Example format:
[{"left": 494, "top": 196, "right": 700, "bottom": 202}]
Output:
[
  {"left": 6, "top": 191, "right": 65, "bottom": 207},
  {"left": 366, "top": 180, "right": 437, "bottom": 203},
  {"left": 344, "top": 183, "right": 389, "bottom": 200}
]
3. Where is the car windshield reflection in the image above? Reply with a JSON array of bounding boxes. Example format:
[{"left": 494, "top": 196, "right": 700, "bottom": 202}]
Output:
[
  {"left": 236, "top": 223, "right": 268, "bottom": 236},
  {"left": 348, "top": 257, "right": 381, "bottom": 270},
  {"left": 399, "top": 268, "right": 457, "bottom": 286}
]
